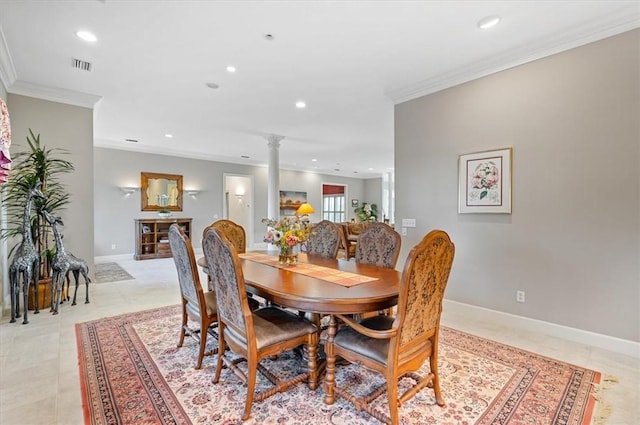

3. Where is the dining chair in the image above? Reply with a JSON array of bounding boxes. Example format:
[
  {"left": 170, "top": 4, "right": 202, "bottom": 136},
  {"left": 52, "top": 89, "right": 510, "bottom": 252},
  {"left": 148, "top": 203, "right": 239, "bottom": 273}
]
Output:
[
  {"left": 206, "top": 219, "right": 246, "bottom": 253},
  {"left": 338, "top": 223, "right": 356, "bottom": 260},
  {"left": 354, "top": 222, "right": 402, "bottom": 269},
  {"left": 353, "top": 222, "right": 402, "bottom": 316},
  {"left": 324, "top": 229, "right": 455, "bottom": 425},
  {"left": 202, "top": 227, "right": 319, "bottom": 421},
  {"left": 306, "top": 220, "right": 341, "bottom": 259},
  {"left": 202, "top": 219, "right": 249, "bottom": 293},
  {"left": 168, "top": 224, "right": 218, "bottom": 370}
]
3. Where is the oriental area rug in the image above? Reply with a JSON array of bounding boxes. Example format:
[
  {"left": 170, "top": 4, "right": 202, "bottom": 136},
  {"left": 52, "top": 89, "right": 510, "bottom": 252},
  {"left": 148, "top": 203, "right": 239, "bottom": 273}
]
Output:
[{"left": 76, "top": 306, "right": 601, "bottom": 425}]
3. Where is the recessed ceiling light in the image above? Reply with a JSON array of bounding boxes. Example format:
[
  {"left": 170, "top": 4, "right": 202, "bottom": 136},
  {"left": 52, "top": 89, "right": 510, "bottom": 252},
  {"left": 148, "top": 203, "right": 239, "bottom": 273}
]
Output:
[
  {"left": 206, "top": 82, "right": 219, "bottom": 89},
  {"left": 477, "top": 15, "right": 501, "bottom": 30},
  {"left": 164, "top": 134, "right": 173, "bottom": 138},
  {"left": 76, "top": 30, "right": 97, "bottom": 42},
  {"left": 226, "top": 65, "right": 236, "bottom": 73},
  {"left": 296, "top": 101, "right": 306, "bottom": 109},
  {"left": 311, "top": 159, "right": 317, "bottom": 162},
  {"left": 264, "top": 34, "right": 275, "bottom": 41}
]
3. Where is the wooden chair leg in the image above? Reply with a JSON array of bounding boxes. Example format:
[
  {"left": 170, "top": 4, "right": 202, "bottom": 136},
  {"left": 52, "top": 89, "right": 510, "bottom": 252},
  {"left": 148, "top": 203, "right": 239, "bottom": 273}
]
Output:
[
  {"left": 213, "top": 326, "right": 225, "bottom": 384},
  {"left": 177, "top": 307, "right": 187, "bottom": 348},
  {"left": 195, "top": 330, "right": 207, "bottom": 370},
  {"left": 242, "top": 353, "right": 258, "bottom": 421}
]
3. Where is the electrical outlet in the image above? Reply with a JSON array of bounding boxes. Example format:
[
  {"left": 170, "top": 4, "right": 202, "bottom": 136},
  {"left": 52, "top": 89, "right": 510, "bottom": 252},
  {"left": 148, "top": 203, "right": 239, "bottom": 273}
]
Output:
[
  {"left": 401, "top": 227, "right": 407, "bottom": 236},
  {"left": 111, "top": 244, "right": 116, "bottom": 250},
  {"left": 401, "top": 218, "right": 416, "bottom": 227},
  {"left": 516, "top": 290, "right": 525, "bottom": 303}
]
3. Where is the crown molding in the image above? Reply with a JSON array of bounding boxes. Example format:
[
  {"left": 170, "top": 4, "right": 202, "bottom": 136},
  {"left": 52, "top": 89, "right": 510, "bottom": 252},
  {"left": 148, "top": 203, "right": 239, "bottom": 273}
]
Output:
[
  {"left": 1, "top": 22, "right": 101, "bottom": 107},
  {"left": 388, "top": 8, "right": 640, "bottom": 104},
  {"left": 0, "top": 25, "right": 17, "bottom": 92},
  {"left": 8, "top": 81, "right": 102, "bottom": 109}
]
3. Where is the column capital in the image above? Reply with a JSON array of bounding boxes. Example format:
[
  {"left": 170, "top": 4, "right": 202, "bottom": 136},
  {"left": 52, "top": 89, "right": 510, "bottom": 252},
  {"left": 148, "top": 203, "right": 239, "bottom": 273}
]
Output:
[{"left": 264, "top": 133, "right": 285, "bottom": 148}]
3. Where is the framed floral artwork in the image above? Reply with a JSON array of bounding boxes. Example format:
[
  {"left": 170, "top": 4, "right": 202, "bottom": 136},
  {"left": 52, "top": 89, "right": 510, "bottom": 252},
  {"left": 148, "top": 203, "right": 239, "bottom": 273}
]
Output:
[{"left": 458, "top": 147, "right": 512, "bottom": 213}]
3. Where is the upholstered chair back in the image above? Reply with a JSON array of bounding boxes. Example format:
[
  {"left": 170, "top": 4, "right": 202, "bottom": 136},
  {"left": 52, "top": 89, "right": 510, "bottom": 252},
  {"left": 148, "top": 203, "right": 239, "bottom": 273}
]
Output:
[
  {"left": 354, "top": 222, "right": 402, "bottom": 269},
  {"left": 169, "top": 224, "right": 202, "bottom": 316},
  {"left": 397, "top": 229, "right": 455, "bottom": 346},
  {"left": 307, "top": 220, "right": 340, "bottom": 259},
  {"left": 206, "top": 219, "right": 246, "bottom": 253},
  {"left": 202, "top": 227, "right": 252, "bottom": 338}
]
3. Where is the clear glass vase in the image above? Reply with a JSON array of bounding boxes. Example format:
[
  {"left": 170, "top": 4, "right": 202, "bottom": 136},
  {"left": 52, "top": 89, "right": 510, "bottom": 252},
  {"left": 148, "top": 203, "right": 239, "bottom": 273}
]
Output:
[{"left": 278, "top": 245, "right": 297, "bottom": 265}]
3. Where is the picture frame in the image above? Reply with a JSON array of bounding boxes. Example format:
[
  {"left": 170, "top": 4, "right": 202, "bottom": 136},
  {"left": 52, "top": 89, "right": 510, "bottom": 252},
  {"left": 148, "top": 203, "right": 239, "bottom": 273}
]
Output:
[
  {"left": 351, "top": 199, "right": 359, "bottom": 208},
  {"left": 458, "top": 147, "right": 512, "bottom": 214},
  {"left": 279, "top": 190, "right": 307, "bottom": 216}
]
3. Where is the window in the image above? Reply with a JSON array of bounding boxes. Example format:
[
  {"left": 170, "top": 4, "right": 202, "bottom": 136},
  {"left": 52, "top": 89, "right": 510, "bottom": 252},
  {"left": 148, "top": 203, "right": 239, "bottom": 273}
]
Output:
[
  {"left": 322, "top": 184, "right": 346, "bottom": 222},
  {"left": 323, "top": 195, "right": 345, "bottom": 222}
]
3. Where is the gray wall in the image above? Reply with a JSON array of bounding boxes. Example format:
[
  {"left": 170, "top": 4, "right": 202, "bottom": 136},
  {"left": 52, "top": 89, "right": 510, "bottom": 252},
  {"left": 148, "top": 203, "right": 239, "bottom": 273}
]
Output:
[
  {"left": 395, "top": 30, "right": 639, "bottom": 342},
  {"left": 0, "top": 81, "right": 6, "bottom": 100},
  {"left": 6, "top": 94, "right": 95, "bottom": 279},
  {"left": 94, "top": 148, "right": 368, "bottom": 257}
]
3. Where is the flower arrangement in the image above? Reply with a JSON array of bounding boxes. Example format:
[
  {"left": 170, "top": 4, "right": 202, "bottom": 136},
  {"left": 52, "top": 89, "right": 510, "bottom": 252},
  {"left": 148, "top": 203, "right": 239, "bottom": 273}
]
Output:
[
  {"left": 262, "top": 216, "right": 309, "bottom": 250},
  {"left": 354, "top": 202, "right": 378, "bottom": 222},
  {"left": 262, "top": 216, "right": 310, "bottom": 264}
]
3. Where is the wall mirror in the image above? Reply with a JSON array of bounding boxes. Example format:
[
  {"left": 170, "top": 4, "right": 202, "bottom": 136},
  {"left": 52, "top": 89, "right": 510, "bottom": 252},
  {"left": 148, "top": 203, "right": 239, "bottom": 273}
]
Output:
[{"left": 141, "top": 172, "right": 183, "bottom": 211}]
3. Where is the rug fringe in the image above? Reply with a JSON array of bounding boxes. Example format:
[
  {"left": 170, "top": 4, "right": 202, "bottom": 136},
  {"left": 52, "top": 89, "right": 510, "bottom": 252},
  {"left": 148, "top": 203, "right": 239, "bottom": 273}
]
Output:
[{"left": 590, "top": 374, "right": 618, "bottom": 425}]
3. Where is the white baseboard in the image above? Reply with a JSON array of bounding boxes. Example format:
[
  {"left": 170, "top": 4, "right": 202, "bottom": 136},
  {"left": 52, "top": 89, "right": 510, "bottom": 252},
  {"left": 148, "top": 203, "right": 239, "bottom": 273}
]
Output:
[
  {"left": 94, "top": 254, "right": 135, "bottom": 263},
  {"left": 443, "top": 299, "right": 640, "bottom": 359}
]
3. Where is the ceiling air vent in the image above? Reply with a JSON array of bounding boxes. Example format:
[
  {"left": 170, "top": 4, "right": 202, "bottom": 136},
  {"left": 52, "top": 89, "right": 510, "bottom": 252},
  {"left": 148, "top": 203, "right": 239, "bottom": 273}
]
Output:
[
  {"left": 72, "top": 58, "right": 92, "bottom": 72},
  {"left": 125, "top": 138, "right": 139, "bottom": 143}
]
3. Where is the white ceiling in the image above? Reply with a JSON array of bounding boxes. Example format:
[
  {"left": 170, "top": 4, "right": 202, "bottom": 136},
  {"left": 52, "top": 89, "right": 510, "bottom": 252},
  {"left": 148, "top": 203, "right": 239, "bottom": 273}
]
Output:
[{"left": 0, "top": 1, "right": 638, "bottom": 178}]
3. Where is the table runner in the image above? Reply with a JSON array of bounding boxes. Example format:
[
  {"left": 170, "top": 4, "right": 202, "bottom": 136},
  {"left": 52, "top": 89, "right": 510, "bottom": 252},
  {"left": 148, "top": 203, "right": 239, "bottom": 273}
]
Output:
[{"left": 240, "top": 252, "right": 377, "bottom": 287}]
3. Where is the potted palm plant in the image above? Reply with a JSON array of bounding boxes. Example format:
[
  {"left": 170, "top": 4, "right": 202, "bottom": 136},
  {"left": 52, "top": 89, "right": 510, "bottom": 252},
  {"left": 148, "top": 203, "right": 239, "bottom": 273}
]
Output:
[{"left": 2, "top": 129, "right": 74, "bottom": 308}]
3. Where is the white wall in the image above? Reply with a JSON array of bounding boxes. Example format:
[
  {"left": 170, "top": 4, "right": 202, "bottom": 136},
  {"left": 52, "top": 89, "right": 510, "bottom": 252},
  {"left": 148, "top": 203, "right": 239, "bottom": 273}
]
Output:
[{"left": 394, "top": 30, "right": 639, "bottom": 342}]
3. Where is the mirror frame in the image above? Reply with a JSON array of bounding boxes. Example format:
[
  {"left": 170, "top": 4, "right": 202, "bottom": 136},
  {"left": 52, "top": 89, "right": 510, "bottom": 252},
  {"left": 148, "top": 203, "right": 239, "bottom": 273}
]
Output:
[{"left": 141, "top": 172, "right": 183, "bottom": 211}]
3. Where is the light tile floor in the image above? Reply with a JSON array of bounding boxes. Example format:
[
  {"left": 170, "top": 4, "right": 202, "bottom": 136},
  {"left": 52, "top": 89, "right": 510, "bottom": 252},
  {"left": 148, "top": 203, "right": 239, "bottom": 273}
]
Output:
[{"left": 0, "top": 257, "right": 638, "bottom": 424}]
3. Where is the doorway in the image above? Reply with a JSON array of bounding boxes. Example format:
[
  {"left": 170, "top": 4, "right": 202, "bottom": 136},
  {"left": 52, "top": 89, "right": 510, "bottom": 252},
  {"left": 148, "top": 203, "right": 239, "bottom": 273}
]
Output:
[{"left": 224, "top": 174, "right": 254, "bottom": 248}]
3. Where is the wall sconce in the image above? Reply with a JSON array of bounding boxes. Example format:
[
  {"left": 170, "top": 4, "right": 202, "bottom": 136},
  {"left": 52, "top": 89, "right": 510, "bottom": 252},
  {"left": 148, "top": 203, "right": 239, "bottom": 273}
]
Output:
[
  {"left": 186, "top": 190, "right": 200, "bottom": 198},
  {"left": 120, "top": 187, "right": 138, "bottom": 196}
]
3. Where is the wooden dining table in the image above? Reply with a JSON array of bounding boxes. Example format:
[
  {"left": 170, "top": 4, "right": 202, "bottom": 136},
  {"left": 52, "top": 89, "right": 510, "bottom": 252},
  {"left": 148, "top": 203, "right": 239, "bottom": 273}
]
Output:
[
  {"left": 197, "top": 250, "right": 401, "bottom": 389},
  {"left": 198, "top": 251, "right": 400, "bottom": 315}
]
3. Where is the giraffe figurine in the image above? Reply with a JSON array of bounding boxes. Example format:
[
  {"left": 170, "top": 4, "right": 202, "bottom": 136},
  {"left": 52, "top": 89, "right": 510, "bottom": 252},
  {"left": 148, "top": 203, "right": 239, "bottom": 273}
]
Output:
[
  {"left": 41, "top": 210, "right": 91, "bottom": 314},
  {"left": 8, "top": 182, "right": 46, "bottom": 324}
]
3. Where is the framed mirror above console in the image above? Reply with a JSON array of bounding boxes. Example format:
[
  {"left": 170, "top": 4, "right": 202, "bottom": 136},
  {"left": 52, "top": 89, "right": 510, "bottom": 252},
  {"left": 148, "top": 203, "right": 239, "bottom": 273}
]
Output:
[{"left": 141, "top": 171, "right": 183, "bottom": 211}]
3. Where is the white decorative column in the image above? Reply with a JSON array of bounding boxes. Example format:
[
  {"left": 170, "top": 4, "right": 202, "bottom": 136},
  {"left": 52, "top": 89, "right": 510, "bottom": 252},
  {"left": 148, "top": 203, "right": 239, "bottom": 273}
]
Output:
[{"left": 265, "top": 134, "right": 284, "bottom": 223}]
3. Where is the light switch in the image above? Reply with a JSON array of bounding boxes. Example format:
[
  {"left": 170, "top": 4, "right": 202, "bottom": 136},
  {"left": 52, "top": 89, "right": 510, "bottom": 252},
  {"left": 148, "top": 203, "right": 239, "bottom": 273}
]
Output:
[{"left": 401, "top": 227, "right": 407, "bottom": 236}]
